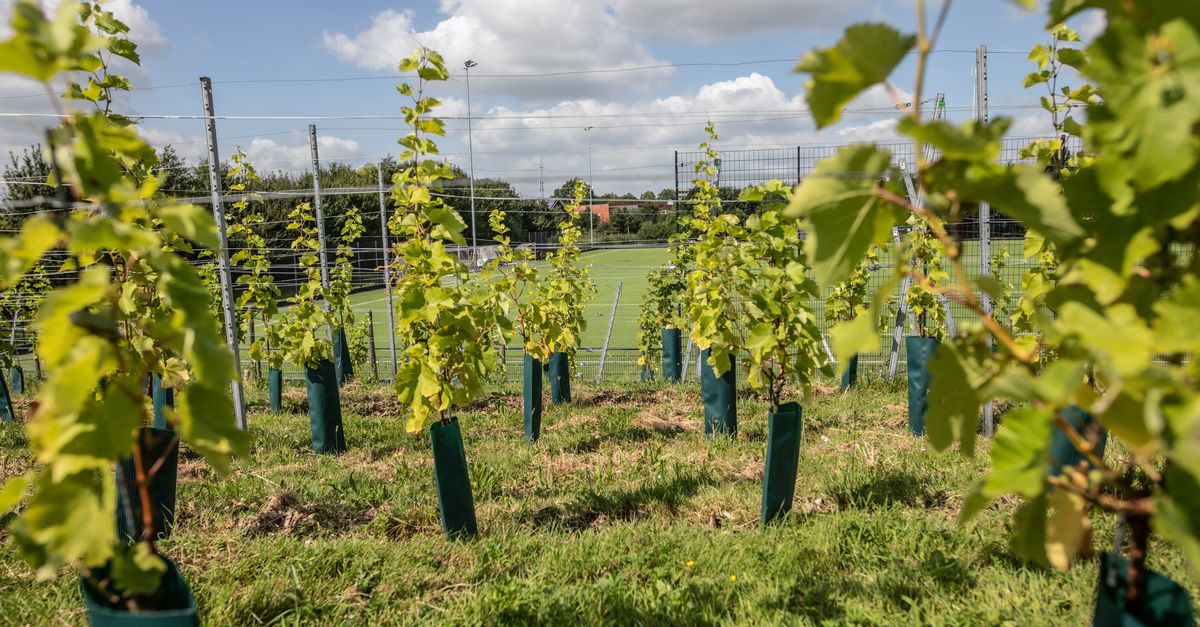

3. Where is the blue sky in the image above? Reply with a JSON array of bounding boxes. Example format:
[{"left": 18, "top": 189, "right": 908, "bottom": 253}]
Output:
[{"left": 0, "top": 0, "right": 1103, "bottom": 196}]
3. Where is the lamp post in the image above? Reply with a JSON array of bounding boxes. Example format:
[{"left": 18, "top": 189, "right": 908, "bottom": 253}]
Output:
[
  {"left": 584, "top": 125, "right": 594, "bottom": 245},
  {"left": 465, "top": 59, "right": 478, "bottom": 255}
]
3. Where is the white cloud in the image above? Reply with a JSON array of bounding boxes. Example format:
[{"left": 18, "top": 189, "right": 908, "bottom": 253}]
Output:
[
  {"left": 139, "top": 127, "right": 207, "bottom": 162},
  {"left": 0, "top": 74, "right": 58, "bottom": 160},
  {"left": 107, "top": 0, "right": 168, "bottom": 51},
  {"left": 1008, "top": 113, "right": 1056, "bottom": 138},
  {"left": 0, "top": 0, "right": 167, "bottom": 158},
  {"left": 243, "top": 135, "right": 362, "bottom": 172},
  {"left": 611, "top": 0, "right": 868, "bottom": 44},
  {"left": 0, "top": 0, "right": 165, "bottom": 48},
  {"left": 1076, "top": 9, "right": 1106, "bottom": 41},
  {"left": 322, "top": 0, "right": 674, "bottom": 103},
  {"left": 439, "top": 77, "right": 912, "bottom": 194}
]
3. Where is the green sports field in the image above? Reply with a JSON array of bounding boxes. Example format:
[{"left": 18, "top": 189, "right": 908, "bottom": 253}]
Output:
[
  {"left": 5, "top": 241, "right": 1031, "bottom": 383},
  {"left": 340, "top": 239, "right": 1027, "bottom": 361},
  {"left": 345, "top": 247, "right": 670, "bottom": 352}
]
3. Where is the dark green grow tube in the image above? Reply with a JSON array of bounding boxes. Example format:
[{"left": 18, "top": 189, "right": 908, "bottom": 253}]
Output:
[
  {"left": 547, "top": 351, "right": 571, "bottom": 404},
  {"left": 661, "top": 328, "right": 682, "bottom": 383},
  {"left": 333, "top": 328, "right": 354, "bottom": 387},
  {"left": 305, "top": 359, "right": 347, "bottom": 454},
  {"left": 268, "top": 368, "right": 283, "bottom": 413},
  {"left": 523, "top": 354, "right": 543, "bottom": 443},
  {"left": 10, "top": 365, "right": 23, "bottom": 396},
  {"left": 115, "top": 427, "right": 179, "bottom": 541},
  {"left": 840, "top": 354, "right": 859, "bottom": 391},
  {"left": 1050, "top": 405, "right": 1108, "bottom": 476},
  {"left": 905, "top": 337, "right": 939, "bottom": 436},
  {"left": 430, "top": 416, "right": 477, "bottom": 539},
  {"left": 0, "top": 373, "right": 12, "bottom": 423},
  {"left": 761, "top": 401, "right": 802, "bottom": 525},
  {"left": 700, "top": 348, "right": 736, "bottom": 438},
  {"left": 1093, "top": 551, "right": 1194, "bottom": 626},
  {"left": 80, "top": 556, "right": 198, "bottom": 626},
  {"left": 151, "top": 374, "right": 173, "bottom": 430}
]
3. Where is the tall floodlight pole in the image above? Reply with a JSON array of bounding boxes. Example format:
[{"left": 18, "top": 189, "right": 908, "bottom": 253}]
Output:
[
  {"left": 378, "top": 162, "right": 398, "bottom": 380},
  {"left": 465, "top": 60, "right": 479, "bottom": 257},
  {"left": 976, "top": 44, "right": 995, "bottom": 438},
  {"left": 309, "top": 124, "right": 334, "bottom": 345},
  {"left": 585, "top": 125, "right": 594, "bottom": 245},
  {"left": 199, "top": 77, "right": 246, "bottom": 430}
]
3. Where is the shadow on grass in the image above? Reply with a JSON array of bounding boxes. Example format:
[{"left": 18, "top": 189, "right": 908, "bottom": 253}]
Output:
[
  {"left": 779, "top": 547, "right": 975, "bottom": 620},
  {"left": 829, "top": 471, "right": 948, "bottom": 510},
  {"left": 781, "top": 559, "right": 865, "bottom": 622},
  {"left": 875, "top": 549, "right": 977, "bottom": 612},
  {"left": 526, "top": 470, "right": 716, "bottom": 531}
]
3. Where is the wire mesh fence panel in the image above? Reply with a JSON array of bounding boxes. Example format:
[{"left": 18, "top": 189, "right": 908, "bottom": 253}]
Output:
[{"left": 5, "top": 133, "right": 1155, "bottom": 397}]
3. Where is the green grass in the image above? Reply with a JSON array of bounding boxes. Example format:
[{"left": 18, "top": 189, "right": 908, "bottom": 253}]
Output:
[{"left": 2, "top": 377, "right": 1195, "bottom": 624}]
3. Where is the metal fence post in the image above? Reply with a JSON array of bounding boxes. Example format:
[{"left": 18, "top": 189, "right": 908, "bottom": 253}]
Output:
[
  {"left": 200, "top": 76, "right": 247, "bottom": 430},
  {"left": 681, "top": 334, "right": 693, "bottom": 383},
  {"left": 249, "top": 314, "right": 261, "bottom": 381},
  {"left": 367, "top": 310, "right": 378, "bottom": 381},
  {"left": 977, "top": 44, "right": 996, "bottom": 438},
  {"left": 309, "top": 124, "right": 334, "bottom": 345},
  {"left": 377, "top": 163, "right": 398, "bottom": 380},
  {"left": 597, "top": 282, "right": 621, "bottom": 383},
  {"left": 887, "top": 225, "right": 911, "bottom": 380}
]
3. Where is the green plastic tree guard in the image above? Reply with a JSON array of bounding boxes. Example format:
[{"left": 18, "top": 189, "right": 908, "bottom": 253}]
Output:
[
  {"left": 429, "top": 417, "right": 478, "bottom": 539},
  {"left": 0, "top": 374, "right": 12, "bottom": 423},
  {"left": 305, "top": 359, "right": 347, "bottom": 454},
  {"left": 333, "top": 328, "right": 354, "bottom": 387},
  {"left": 905, "top": 337, "right": 939, "bottom": 436},
  {"left": 547, "top": 351, "right": 571, "bottom": 404},
  {"left": 700, "top": 348, "right": 736, "bottom": 438},
  {"left": 151, "top": 374, "right": 174, "bottom": 430},
  {"left": 80, "top": 556, "right": 198, "bottom": 626},
  {"left": 116, "top": 427, "right": 179, "bottom": 541},
  {"left": 1050, "top": 405, "right": 1108, "bottom": 476},
  {"left": 523, "top": 354, "right": 543, "bottom": 443},
  {"left": 661, "top": 328, "right": 682, "bottom": 383},
  {"left": 761, "top": 401, "right": 802, "bottom": 525},
  {"left": 1094, "top": 552, "right": 1194, "bottom": 626},
  {"left": 840, "top": 354, "right": 859, "bottom": 391},
  {"left": 268, "top": 368, "right": 283, "bottom": 413},
  {"left": 10, "top": 365, "right": 23, "bottom": 395}
]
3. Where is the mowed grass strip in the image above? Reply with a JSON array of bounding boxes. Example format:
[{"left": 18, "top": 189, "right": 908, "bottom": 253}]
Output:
[{"left": 1, "top": 378, "right": 1196, "bottom": 624}]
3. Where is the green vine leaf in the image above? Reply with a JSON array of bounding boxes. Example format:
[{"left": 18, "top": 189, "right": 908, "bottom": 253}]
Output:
[
  {"left": 828, "top": 312, "right": 876, "bottom": 377},
  {"left": 154, "top": 204, "right": 219, "bottom": 250},
  {"left": 795, "top": 23, "right": 915, "bottom": 129},
  {"left": 9, "top": 470, "right": 115, "bottom": 578},
  {"left": 109, "top": 542, "right": 166, "bottom": 596},
  {"left": 0, "top": 1, "right": 102, "bottom": 82},
  {"left": 1012, "top": 494, "right": 1052, "bottom": 567},
  {"left": 1046, "top": 488, "right": 1091, "bottom": 569},
  {"left": 966, "top": 166, "right": 1084, "bottom": 247},
  {"left": 925, "top": 341, "right": 984, "bottom": 455},
  {"left": 0, "top": 2, "right": 249, "bottom": 598},
  {"left": 785, "top": 144, "right": 902, "bottom": 288},
  {"left": 960, "top": 407, "right": 1053, "bottom": 523},
  {"left": 177, "top": 383, "right": 249, "bottom": 475}
]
